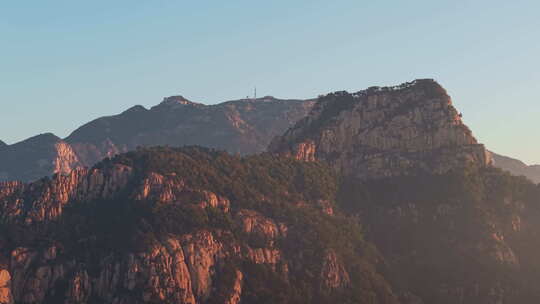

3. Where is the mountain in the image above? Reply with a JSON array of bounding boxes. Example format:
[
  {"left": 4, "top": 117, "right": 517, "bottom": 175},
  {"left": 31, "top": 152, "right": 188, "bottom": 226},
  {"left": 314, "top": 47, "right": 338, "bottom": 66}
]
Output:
[
  {"left": 270, "top": 79, "right": 540, "bottom": 303},
  {"left": 0, "top": 96, "right": 314, "bottom": 182},
  {"left": 0, "top": 133, "right": 81, "bottom": 182},
  {"left": 0, "top": 141, "right": 6, "bottom": 148},
  {"left": 489, "top": 151, "right": 540, "bottom": 184},
  {"left": 2, "top": 80, "right": 540, "bottom": 303},
  {"left": 65, "top": 96, "right": 314, "bottom": 167},
  {"left": 269, "top": 79, "right": 491, "bottom": 179},
  {"left": 0, "top": 147, "right": 400, "bottom": 304},
  {"left": 0, "top": 86, "right": 523, "bottom": 183}
]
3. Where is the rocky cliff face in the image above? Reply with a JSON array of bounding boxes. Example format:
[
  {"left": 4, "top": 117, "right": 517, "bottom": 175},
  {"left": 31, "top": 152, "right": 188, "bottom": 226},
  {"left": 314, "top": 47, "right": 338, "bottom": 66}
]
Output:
[
  {"left": 0, "top": 147, "right": 398, "bottom": 304},
  {"left": 0, "top": 134, "right": 82, "bottom": 182},
  {"left": 270, "top": 79, "right": 491, "bottom": 179},
  {"left": 489, "top": 151, "right": 540, "bottom": 184},
  {"left": 0, "top": 269, "right": 12, "bottom": 304}
]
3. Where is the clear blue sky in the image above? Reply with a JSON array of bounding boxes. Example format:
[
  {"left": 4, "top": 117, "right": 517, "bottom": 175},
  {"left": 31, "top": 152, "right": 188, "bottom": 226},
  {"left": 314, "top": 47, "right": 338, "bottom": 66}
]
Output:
[{"left": 1, "top": 1, "right": 539, "bottom": 163}]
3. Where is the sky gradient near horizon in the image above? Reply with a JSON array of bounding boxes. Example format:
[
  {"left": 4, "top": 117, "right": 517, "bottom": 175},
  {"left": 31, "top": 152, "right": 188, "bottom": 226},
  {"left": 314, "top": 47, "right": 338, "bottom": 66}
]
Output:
[{"left": 1, "top": 1, "right": 539, "bottom": 163}]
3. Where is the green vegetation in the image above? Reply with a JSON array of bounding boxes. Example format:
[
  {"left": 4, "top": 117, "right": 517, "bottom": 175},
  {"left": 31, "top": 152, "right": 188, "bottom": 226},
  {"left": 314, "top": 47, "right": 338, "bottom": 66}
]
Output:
[{"left": 309, "top": 92, "right": 357, "bottom": 132}]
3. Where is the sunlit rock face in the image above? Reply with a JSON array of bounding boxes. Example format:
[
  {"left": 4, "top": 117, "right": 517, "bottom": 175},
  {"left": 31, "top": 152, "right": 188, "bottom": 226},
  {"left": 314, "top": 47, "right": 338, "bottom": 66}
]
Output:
[
  {"left": 0, "top": 147, "right": 398, "bottom": 304},
  {"left": 0, "top": 269, "right": 13, "bottom": 304},
  {"left": 270, "top": 79, "right": 491, "bottom": 179}
]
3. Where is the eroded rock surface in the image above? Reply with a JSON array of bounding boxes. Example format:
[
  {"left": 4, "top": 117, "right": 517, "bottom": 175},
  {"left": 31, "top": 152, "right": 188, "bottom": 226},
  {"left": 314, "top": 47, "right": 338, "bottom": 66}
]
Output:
[{"left": 0, "top": 269, "right": 13, "bottom": 304}]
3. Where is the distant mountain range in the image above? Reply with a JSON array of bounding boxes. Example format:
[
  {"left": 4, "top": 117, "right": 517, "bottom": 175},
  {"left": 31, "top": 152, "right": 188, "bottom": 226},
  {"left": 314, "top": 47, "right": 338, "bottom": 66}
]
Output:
[
  {"left": 0, "top": 96, "right": 314, "bottom": 181},
  {"left": 489, "top": 151, "right": 540, "bottom": 183}
]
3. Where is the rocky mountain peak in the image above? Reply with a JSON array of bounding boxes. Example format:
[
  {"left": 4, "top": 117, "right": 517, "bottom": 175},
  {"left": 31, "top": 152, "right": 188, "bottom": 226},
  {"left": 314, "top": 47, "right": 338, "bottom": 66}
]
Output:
[
  {"left": 156, "top": 95, "right": 203, "bottom": 108},
  {"left": 121, "top": 104, "right": 147, "bottom": 114},
  {"left": 269, "top": 79, "right": 491, "bottom": 179}
]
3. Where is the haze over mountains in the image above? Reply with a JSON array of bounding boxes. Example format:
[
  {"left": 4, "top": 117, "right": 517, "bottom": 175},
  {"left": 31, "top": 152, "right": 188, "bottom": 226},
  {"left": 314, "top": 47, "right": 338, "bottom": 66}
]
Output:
[{"left": 490, "top": 151, "right": 540, "bottom": 184}]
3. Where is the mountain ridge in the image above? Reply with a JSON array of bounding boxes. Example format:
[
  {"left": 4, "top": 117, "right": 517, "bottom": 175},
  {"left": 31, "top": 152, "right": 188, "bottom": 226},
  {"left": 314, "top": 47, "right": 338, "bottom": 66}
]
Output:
[
  {"left": 0, "top": 96, "right": 314, "bottom": 182},
  {"left": 269, "top": 79, "right": 491, "bottom": 179},
  {"left": 489, "top": 151, "right": 540, "bottom": 183},
  {"left": 1, "top": 80, "right": 535, "bottom": 184},
  {"left": 64, "top": 95, "right": 315, "bottom": 162}
]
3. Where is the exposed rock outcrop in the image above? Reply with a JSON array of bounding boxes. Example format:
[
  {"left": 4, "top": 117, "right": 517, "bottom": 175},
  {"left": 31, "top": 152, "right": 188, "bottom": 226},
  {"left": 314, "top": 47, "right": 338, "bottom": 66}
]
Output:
[
  {"left": 223, "top": 270, "right": 243, "bottom": 304},
  {"left": 0, "top": 269, "right": 13, "bottom": 304},
  {"left": 270, "top": 79, "right": 492, "bottom": 179},
  {"left": 320, "top": 249, "right": 350, "bottom": 291},
  {"left": 0, "top": 164, "right": 132, "bottom": 224}
]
